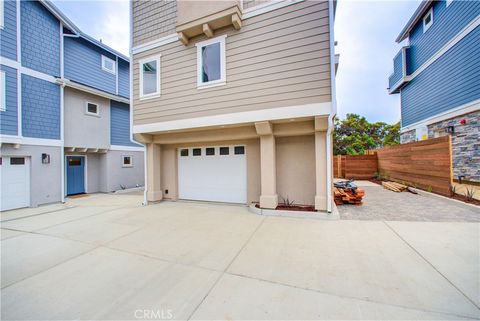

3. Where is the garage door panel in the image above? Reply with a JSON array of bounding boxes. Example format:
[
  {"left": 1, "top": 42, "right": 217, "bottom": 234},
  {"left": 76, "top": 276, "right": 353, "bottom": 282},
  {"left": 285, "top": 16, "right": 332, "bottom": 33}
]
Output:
[
  {"left": 1, "top": 157, "right": 31, "bottom": 211},
  {"left": 178, "top": 147, "right": 247, "bottom": 204}
]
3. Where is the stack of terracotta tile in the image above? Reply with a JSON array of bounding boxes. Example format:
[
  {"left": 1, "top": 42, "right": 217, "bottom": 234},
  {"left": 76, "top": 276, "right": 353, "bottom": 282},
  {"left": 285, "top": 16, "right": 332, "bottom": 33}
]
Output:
[{"left": 334, "top": 187, "right": 365, "bottom": 205}]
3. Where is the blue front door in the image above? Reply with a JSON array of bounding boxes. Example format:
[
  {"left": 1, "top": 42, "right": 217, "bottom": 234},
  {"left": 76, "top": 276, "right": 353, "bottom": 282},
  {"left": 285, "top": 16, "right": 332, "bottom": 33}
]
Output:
[{"left": 66, "top": 156, "right": 85, "bottom": 195}]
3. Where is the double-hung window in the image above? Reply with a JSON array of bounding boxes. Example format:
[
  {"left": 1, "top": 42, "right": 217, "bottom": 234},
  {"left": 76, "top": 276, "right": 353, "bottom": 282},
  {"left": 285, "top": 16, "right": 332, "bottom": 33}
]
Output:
[
  {"left": 139, "top": 55, "right": 161, "bottom": 99},
  {"left": 196, "top": 35, "right": 226, "bottom": 88},
  {"left": 102, "top": 55, "right": 116, "bottom": 74},
  {"left": 0, "top": 71, "right": 6, "bottom": 111},
  {"left": 423, "top": 8, "right": 433, "bottom": 33}
]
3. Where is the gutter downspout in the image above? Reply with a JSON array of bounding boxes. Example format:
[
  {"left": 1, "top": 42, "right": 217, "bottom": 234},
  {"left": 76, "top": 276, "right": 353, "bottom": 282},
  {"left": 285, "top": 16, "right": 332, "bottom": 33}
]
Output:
[
  {"left": 327, "top": 0, "right": 337, "bottom": 213},
  {"left": 128, "top": 0, "right": 147, "bottom": 205},
  {"left": 60, "top": 22, "right": 65, "bottom": 203}
]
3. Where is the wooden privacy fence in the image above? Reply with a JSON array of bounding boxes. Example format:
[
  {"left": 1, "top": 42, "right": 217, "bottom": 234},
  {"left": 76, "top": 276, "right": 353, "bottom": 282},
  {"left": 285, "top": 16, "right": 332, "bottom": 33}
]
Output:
[
  {"left": 334, "top": 136, "right": 453, "bottom": 196},
  {"left": 334, "top": 155, "right": 377, "bottom": 179},
  {"left": 375, "top": 136, "right": 452, "bottom": 196}
]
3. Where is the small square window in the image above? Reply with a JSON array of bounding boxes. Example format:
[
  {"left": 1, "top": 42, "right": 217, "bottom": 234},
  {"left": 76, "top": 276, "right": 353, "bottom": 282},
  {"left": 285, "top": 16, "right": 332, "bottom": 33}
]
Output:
[
  {"left": 219, "top": 147, "right": 229, "bottom": 155},
  {"left": 234, "top": 146, "right": 245, "bottom": 155},
  {"left": 193, "top": 148, "right": 201, "bottom": 156},
  {"left": 102, "top": 55, "right": 116, "bottom": 74},
  {"left": 86, "top": 102, "right": 99, "bottom": 116},
  {"left": 423, "top": 8, "right": 433, "bottom": 33},
  {"left": 180, "top": 149, "right": 189, "bottom": 157},
  {"left": 206, "top": 147, "right": 215, "bottom": 156},
  {"left": 10, "top": 157, "right": 25, "bottom": 165},
  {"left": 122, "top": 156, "right": 133, "bottom": 167},
  {"left": 69, "top": 158, "right": 82, "bottom": 166}
]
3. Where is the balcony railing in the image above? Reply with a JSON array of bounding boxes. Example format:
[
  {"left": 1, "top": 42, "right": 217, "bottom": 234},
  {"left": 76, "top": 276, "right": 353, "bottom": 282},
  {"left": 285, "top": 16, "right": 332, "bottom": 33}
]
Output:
[{"left": 388, "top": 46, "right": 411, "bottom": 94}]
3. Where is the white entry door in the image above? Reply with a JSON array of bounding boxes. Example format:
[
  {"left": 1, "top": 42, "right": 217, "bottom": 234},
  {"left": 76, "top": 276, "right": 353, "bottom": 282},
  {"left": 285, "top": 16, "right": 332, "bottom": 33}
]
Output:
[
  {"left": 178, "top": 146, "right": 247, "bottom": 204},
  {"left": 0, "top": 156, "right": 31, "bottom": 211}
]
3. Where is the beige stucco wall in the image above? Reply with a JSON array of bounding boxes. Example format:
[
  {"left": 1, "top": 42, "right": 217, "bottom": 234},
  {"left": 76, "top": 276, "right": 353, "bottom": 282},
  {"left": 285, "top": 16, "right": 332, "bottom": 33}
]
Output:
[
  {"left": 64, "top": 87, "right": 110, "bottom": 149},
  {"left": 132, "top": 0, "right": 332, "bottom": 126},
  {"left": 276, "top": 135, "right": 316, "bottom": 205},
  {"left": 176, "top": 1, "right": 239, "bottom": 26}
]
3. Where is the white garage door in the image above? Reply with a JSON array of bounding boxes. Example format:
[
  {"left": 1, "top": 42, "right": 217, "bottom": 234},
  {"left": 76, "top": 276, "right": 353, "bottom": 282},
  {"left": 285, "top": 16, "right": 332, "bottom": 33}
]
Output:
[
  {"left": 178, "top": 146, "right": 247, "bottom": 204},
  {"left": 0, "top": 156, "right": 30, "bottom": 211}
]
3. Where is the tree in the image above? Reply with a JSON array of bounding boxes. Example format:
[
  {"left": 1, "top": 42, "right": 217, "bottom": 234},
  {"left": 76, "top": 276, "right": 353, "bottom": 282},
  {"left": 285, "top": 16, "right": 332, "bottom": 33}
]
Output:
[{"left": 334, "top": 114, "right": 400, "bottom": 155}]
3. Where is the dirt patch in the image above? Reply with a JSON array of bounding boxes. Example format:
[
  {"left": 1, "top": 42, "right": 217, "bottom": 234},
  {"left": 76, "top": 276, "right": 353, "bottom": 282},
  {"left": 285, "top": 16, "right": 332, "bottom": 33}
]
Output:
[{"left": 255, "top": 204, "right": 316, "bottom": 212}]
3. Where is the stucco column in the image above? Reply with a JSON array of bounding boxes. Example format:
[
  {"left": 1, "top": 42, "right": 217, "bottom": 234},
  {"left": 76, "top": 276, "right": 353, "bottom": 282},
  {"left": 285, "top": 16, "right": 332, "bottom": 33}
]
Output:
[
  {"left": 146, "top": 143, "right": 163, "bottom": 202},
  {"left": 259, "top": 134, "right": 278, "bottom": 209},
  {"left": 314, "top": 131, "right": 327, "bottom": 211}
]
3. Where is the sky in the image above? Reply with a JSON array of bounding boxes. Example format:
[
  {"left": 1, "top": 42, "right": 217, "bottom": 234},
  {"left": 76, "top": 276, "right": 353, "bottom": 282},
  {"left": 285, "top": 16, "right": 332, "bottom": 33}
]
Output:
[{"left": 52, "top": 0, "right": 421, "bottom": 124}]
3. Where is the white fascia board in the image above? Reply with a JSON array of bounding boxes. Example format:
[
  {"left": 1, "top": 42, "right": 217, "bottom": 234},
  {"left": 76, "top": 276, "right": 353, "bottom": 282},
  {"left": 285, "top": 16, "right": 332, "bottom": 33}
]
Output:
[
  {"left": 401, "top": 99, "right": 480, "bottom": 132},
  {"left": 132, "top": 34, "right": 179, "bottom": 55},
  {"left": 0, "top": 135, "right": 63, "bottom": 147},
  {"left": 133, "top": 102, "right": 333, "bottom": 134},
  {"left": 110, "top": 145, "right": 144, "bottom": 152},
  {"left": 59, "top": 78, "right": 130, "bottom": 104}
]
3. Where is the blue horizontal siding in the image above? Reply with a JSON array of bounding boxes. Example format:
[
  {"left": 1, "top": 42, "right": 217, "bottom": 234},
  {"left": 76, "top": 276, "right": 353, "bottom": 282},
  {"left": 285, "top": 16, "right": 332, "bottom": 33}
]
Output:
[
  {"left": 0, "top": 65, "right": 18, "bottom": 135},
  {"left": 0, "top": 0, "right": 17, "bottom": 60},
  {"left": 389, "top": 50, "right": 404, "bottom": 88},
  {"left": 64, "top": 37, "right": 116, "bottom": 95},
  {"left": 118, "top": 59, "right": 129, "bottom": 98},
  {"left": 110, "top": 100, "right": 140, "bottom": 147},
  {"left": 22, "top": 75, "right": 60, "bottom": 139},
  {"left": 21, "top": 1, "right": 60, "bottom": 76},
  {"left": 408, "top": 0, "right": 480, "bottom": 73},
  {"left": 401, "top": 26, "right": 480, "bottom": 127}
]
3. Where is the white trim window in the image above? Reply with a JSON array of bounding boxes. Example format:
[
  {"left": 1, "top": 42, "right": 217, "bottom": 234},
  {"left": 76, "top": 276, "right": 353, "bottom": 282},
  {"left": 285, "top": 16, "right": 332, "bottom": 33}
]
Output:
[
  {"left": 196, "top": 35, "right": 226, "bottom": 88},
  {"left": 139, "top": 55, "right": 161, "bottom": 99},
  {"left": 85, "top": 102, "right": 99, "bottom": 116},
  {"left": 122, "top": 155, "right": 133, "bottom": 167},
  {"left": 0, "top": 71, "right": 6, "bottom": 111},
  {"left": 423, "top": 7, "right": 433, "bottom": 33},
  {"left": 101, "top": 55, "right": 116, "bottom": 75}
]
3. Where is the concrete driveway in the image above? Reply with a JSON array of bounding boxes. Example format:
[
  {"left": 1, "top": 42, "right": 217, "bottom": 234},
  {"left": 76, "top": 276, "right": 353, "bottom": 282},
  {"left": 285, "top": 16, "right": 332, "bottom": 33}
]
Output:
[{"left": 1, "top": 194, "right": 479, "bottom": 320}]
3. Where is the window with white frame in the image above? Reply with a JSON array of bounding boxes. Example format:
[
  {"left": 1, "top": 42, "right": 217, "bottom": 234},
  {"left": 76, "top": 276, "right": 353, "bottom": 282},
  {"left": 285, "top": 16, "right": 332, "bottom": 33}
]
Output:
[
  {"left": 122, "top": 155, "right": 133, "bottom": 167},
  {"left": 0, "top": 71, "right": 6, "bottom": 111},
  {"left": 0, "top": 0, "right": 4, "bottom": 29},
  {"left": 196, "top": 35, "right": 226, "bottom": 88},
  {"left": 101, "top": 55, "right": 116, "bottom": 74},
  {"left": 423, "top": 8, "right": 433, "bottom": 33},
  {"left": 139, "top": 55, "right": 161, "bottom": 98},
  {"left": 85, "top": 102, "right": 99, "bottom": 116}
]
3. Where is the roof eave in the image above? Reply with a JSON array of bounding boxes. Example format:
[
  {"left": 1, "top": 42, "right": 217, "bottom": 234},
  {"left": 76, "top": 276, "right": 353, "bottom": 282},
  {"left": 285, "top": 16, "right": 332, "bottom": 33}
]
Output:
[{"left": 395, "top": 1, "right": 432, "bottom": 43}]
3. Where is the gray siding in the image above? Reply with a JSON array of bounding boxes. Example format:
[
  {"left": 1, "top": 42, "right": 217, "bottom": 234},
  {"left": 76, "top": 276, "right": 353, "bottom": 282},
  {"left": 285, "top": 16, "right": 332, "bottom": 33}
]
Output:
[
  {"left": 133, "top": 0, "right": 332, "bottom": 126},
  {"left": 132, "top": 0, "right": 177, "bottom": 47},
  {"left": 64, "top": 87, "right": 111, "bottom": 149}
]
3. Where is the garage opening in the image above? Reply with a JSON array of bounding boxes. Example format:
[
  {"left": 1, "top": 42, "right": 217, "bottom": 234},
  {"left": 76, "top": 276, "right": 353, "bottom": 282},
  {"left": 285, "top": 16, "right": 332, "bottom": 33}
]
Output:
[{"left": 178, "top": 145, "right": 247, "bottom": 204}]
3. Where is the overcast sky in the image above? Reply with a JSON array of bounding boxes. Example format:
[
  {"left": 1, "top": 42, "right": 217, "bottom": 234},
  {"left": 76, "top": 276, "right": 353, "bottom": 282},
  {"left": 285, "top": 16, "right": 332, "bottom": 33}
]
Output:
[{"left": 52, "top": 0, "right": 421, "bottom": 124}]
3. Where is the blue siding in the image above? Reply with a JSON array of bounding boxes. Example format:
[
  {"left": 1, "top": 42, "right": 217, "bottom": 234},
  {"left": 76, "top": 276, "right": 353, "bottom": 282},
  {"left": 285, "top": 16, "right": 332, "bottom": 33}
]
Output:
[
  {"left": 0, "top": 0, "right": 17, "bottom": 60},
  {"left": 0, "top": 65, "right": 18, "bottom": 135},
  {"left": 118, "top": 59, "right": 129, "bottom": 98},
  {"left": 401, "top": 27, "right": 480, "bottom": 127},
  {"left": 110, "top": 100, "right": 140, "bottom": 147},
  {"left": 389, "top": 50, "right": 404, "bottom": 88},
  {"left": 408, "top": 0, "right": 480, "bottom": 73},
  {"left": 21, "top": 1, "right": 60, "bottom": 76},
  {"left": 22, "top": 75, "right": 60, "bottom": 139},
  {"left": 64, "top": 37, "right": 116, "bottom": 94}
]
